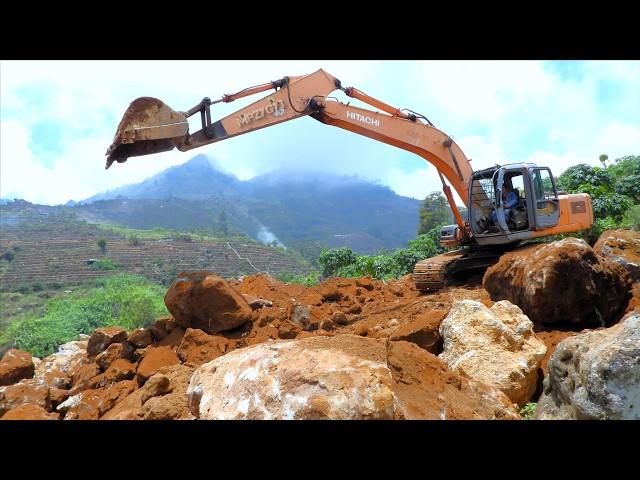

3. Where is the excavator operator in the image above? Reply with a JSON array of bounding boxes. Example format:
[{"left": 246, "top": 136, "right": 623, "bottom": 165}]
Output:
[{"left": 491, "top": 184, "right": 518, "bottom": 225}]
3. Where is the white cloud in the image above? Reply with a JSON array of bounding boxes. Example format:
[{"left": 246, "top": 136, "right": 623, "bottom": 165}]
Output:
[{"left": 1, "top": 60, "right": 638, "bottom": 205}]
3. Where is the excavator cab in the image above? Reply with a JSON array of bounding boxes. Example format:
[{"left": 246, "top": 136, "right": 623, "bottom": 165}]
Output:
[{"left": 469, "top": 163, "right": 562, "bottom": 245}]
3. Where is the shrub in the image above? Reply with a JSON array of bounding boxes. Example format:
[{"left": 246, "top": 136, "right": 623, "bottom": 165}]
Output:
[
  {"left": 318, "top": 225, "right": 445, "bottom": 280},
  {"left": 0, "top": 273, "right": 168, "bottom": 357},
  {"left": 127, "top": 235, "right": 141, "bottom": 246},
  {"left": 96, "top": 238, "right": 107, "bottom": 253},
  {"left": 90, "top": 259, "right": 122, "bottom": 271},
  {"left": 276, "top": 271, "right": 320, "bottom": 286},
  {"left": 623, "top": 205, "right": 640, "bottom": 231},
  {"left": 318, "top": 247, "right": 359, "bottom": 277}
]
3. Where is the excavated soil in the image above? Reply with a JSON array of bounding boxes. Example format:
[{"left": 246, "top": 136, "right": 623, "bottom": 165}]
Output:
[{"left": 2, "top": 255, "right": 634, "bottom": 419}]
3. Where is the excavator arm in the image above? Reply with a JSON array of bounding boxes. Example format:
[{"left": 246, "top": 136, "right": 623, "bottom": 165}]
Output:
[{"left": 105, "top": 69, "right": 473, "bottom": 233}]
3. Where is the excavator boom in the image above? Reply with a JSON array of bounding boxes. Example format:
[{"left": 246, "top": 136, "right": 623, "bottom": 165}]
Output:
[{"left": 105, "top": 69, "right": 473, "bottom": 233}]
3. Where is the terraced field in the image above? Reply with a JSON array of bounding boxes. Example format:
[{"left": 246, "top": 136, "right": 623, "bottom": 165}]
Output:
[{"left": 0, "top": 207, "right": 310, "bottom": 291}]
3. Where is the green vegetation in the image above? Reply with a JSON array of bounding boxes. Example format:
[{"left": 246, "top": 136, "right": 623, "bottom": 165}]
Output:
[
  {"left": 0, "top": 273, "right": 168, "bottom": 357},
  {"left": 519, "top": 402, "right": 537, "bottom": 420},
  {"left": 418, "top": 192, "right": 452, "bottom": 235},
  {"left": 94, "top": 222, "right": 250, "bottom": 244},
  {"left": 318, "top": 224, "right": 446, "bottom": 280},
  {"left": 276, "top": 270, "right": 320, "bottom": 287},
  {"left": 623, "top": 205, "right": 640, "bottom": 231},
  {"left": 557, "top": 154, "right": 639, "bottom": 241},
  {"left": 127, "top": 234, "right": 141, "bottom": 246},
  {"left": 96, "top": 238, "right": 107, "bottom": 253},
  {"left": 218, "top": 210, "right": 229, "bottom": 236},
  {"left": 89, "top": 258, "right": 122, "bottom": 271}
]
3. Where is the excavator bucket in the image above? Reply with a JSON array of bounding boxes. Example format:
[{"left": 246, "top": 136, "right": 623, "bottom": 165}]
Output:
[{"left": 105, "top": 97, "right": 189, "bottom": 169}]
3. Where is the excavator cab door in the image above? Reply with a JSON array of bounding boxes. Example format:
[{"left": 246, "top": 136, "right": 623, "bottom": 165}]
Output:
[{"left": 529, "top": 167, "right": 560, "bottom": 228}]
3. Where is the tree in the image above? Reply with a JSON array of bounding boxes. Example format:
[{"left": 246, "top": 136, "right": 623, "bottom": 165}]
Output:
[
  {"left": 318, "top": 247, "right": 358, "bottom": 277},
  {"left": 218, "top": 210, "right": 229, "bottom": 236},
  {"left": 417, "top": 192, "right": 452, "bottom": 235},
  {"left": 608, "top": 155, "right": 640, "bottom": 203},
  {"left": 96, "top": 238, "right": 107, "bottom": 254},
  {"left": 599, "top": 153, "right": 608, "bottom": 169},
  {"left": 557, "top": 164, "right": 613, "bottom": 192}
]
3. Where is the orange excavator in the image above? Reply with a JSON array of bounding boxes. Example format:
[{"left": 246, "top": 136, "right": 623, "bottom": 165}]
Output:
[{"left": 105, "top": 69, "right": 594, "bottom": 291}]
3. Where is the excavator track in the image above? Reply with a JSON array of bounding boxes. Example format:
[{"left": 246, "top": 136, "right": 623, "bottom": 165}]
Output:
[
  {"left": 413, "top": 251, "right": 467, "bottom": 291},
  {"left": 412, "top": 247, "right": 511, "bottom": 292}
]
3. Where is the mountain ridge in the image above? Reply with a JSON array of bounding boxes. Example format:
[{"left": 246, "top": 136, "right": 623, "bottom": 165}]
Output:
[{"left": 79, "top": 155, "right": 424, "bottom": 254}]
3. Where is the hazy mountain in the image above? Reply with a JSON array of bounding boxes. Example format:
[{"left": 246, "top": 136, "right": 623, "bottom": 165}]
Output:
[
  {"left": 79, "top": 155, "right": 422, "bottom": 254},
  {"left": 85, "top": 155, "right": 245, "bottom": 202}
]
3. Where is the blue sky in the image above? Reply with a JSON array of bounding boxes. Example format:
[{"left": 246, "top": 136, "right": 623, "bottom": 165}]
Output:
[{"left": 1, "top": 60, "right": 638, "bottom": 205}]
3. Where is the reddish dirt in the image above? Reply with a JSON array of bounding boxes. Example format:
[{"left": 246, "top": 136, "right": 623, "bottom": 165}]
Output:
[
  {"left": 387, "top": 341, "right": 519, "bottom": 419},
  {"left": 136, "top": 346, "right": 180, "bottom": 384},
  {"left": 1, "top": 403, "right": 59, "bottom": 420},
  {"left": 534, "top": 330, "right": 581, "bottom": 375},
  {"left": 4, "top": 266, "right": 616, "bottom": 420},
  {"left": 625, "top": 283, "right": 640, "bottom": 315}
]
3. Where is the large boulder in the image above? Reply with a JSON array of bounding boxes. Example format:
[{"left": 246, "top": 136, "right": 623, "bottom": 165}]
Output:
[
  {"left": 438, "top": 300, "right": 547, "bottom": 407},
  {"left": 187, "top": 335, "right": 520, "bottom": 420},
  {"left": 483, "top": 238, "right": 630, "bottom": 326},
  {"left": 0, "top": 349, "right": 35, "bottom": 386},
  {"left": 164, "top": 272, "right": 253, "bottom": 334},
  {"left": 34, "top": 340, "right": 87, "bottom": 389},
  {"left": 535, "top": 312, "right": 640, "bottom": 420},
  {"left": 594, "top": 229, "right": 640, "bottom": 282},
  {"left": 188, "top": 335, "right": 397, "bottom": 420}
]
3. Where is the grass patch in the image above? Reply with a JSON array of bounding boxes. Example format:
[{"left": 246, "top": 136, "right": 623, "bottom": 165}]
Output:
[
  {"left": 519, "top": 402, "right": 537, "bottom": 420},
  {"left": 0, "top": 273, "right": 168, "bottom": 357},
  {"left": 90, "top": 258, "right": 122, "bottom": 271},
  {"left": 275, "top": 270, "right": 320, "bottom": 287}
]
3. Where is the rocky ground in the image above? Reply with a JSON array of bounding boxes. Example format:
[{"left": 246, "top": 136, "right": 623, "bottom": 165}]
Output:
[{"left": 1, "top": 229, "right": 638, "bottom": 420}]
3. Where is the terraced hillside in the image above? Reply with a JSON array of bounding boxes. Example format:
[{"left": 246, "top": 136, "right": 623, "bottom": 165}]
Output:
[{"left": 0, "top": 204, "right": 310, "bottom": 291}]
